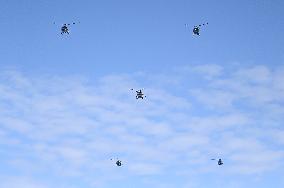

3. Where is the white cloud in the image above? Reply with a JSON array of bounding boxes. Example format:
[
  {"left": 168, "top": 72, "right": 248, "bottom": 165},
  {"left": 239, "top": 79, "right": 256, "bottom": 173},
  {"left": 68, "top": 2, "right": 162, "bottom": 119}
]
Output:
[
  {"left": 233, "top": 65, "right": 272, "bottom": 84},
  {"left": 0, "top": 177, "right": 50, "bottom": 188},
  {"left": 0, "top": 65, "right": 283, "bottom": 187},
  {"left": 192, "top": 64, "right": 224, "bottom": 79}
]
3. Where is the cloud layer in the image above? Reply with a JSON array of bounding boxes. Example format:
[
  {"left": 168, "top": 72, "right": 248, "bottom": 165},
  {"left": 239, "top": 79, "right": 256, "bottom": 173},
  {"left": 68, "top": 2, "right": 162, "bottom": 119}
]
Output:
[{"left": 0, "top": 64, "right": 284, "bottom": 187}]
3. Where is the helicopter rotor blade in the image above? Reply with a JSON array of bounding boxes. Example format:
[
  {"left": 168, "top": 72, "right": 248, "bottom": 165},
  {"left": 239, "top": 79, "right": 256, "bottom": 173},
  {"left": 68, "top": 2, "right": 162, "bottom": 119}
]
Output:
[
  {"left": 53, "top": 21, "right": 80, "bottom": 26},
  {"left": 199, "top": 22, "right": 209, "bottom": 27},
  {"left": 71, "top": 22, "right": 80, "bottom": 25}
]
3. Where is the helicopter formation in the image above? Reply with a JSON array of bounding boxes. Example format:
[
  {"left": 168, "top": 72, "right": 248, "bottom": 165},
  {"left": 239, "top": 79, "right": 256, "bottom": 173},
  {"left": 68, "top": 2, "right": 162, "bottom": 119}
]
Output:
[
  {"left": 53, "top": 20, "right": 222, "bottom": 168},
  {"left": 55, "top": 21, "right": 208, "bottom": 36},
  {"left": 110, "top": 158, "right": 223, "bottom": 167}
]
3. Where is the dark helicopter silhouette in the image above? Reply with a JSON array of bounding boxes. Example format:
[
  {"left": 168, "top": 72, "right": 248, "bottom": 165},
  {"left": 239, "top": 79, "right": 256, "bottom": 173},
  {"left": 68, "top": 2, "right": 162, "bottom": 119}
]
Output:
[
  {"left": 185, "top": 22, "right": 208, "bottom": 36},
  {"left": 111, "top": 158, "right": 122, "bottom": 166},
  {"left": 54, "top": 22, "right": 80, "bottom": 35},
  {"left": 131, "top": 89, "right": 146, "bottom": 99},
  {"left": 211, "top": 158, "right": 223, "bottom": 165}
]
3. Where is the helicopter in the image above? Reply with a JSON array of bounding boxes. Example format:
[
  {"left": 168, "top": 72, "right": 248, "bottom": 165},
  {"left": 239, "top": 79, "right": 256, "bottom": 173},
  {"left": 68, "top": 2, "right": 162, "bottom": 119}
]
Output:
[
  {"left": 185, "top": 22, "right": 208, "bottom": 36},
  {"left": 54, "top": 22, "right": 80, "bottom": 35},
  {"left": 131, "top": 89, "right": 146, "bottom": 99},
  {"left": 211, "top": 158, "right": 223, "bottom": 165},
  {"left": 110, "top": 158, "right": 123, "bottom": 166}
]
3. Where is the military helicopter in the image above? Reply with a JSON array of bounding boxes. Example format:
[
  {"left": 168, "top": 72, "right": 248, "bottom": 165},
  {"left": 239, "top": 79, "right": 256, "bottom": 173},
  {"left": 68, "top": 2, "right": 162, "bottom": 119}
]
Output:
[
  {"left": 131, "top": 89, "right": 146, "bottom": 99},
  {"left": 53, "top": 22, "right": 80, "bottom": 35},
  {"left": 110, "top": 158, "right": 123, "bottom": 166},
  {"left": 185, "top": 22, "right": 208, "bottom": 36},
  {"left": 211, "top": 158, "right": 223, "bottom": 165}
]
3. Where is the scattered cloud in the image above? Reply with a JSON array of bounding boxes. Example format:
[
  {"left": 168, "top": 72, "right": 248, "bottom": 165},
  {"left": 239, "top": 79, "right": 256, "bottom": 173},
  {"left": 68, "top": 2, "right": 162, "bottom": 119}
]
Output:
[{"left": 0, "top": 64, "right": 283, "bottom": 187}]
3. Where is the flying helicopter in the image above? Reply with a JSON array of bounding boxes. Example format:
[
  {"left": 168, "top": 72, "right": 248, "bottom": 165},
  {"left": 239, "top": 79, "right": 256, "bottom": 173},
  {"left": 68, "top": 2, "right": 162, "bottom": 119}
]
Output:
[
  {"left": 110, "top": 158, "right": 123, "bottom": 166},
  {"left": 53, "top": 22, "right": 80, "bottom": 35},
  {"left": 185, "top": 22, "right": 208, "bottom": 36},
  {"left": 211, "top": 158, "right": 223, "bottom": 165},
  {"left": 131, "top": 89, "right": 146, "bottom": 99}
]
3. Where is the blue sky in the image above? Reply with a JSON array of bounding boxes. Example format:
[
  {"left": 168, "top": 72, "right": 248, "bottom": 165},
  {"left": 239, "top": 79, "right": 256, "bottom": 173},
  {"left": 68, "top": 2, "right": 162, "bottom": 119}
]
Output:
[{"left": 0, "top": 0, "right": 284, "bottom": 187}]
